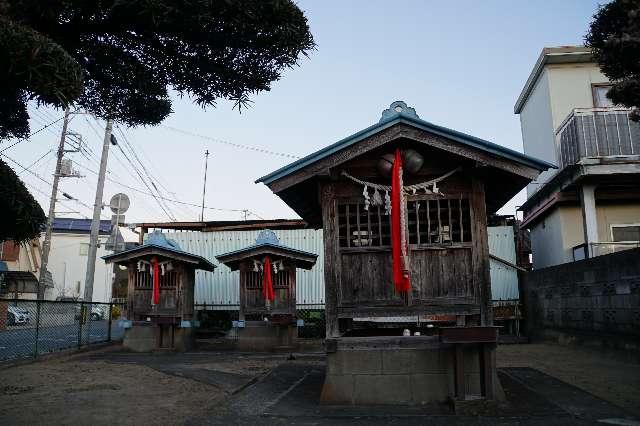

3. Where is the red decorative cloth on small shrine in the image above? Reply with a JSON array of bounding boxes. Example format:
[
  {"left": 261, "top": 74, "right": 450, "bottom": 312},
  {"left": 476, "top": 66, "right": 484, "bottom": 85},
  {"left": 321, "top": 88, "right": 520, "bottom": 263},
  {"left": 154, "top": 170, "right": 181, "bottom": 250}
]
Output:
[
  {"left": 262, "top": 256, "right": 275, "bottom": 301},
  {"left": 152, "top": 257, "right": 160, "bottom": 305},
  {"left": 391, "top": 149, "right": 411, "bottom": 293}
]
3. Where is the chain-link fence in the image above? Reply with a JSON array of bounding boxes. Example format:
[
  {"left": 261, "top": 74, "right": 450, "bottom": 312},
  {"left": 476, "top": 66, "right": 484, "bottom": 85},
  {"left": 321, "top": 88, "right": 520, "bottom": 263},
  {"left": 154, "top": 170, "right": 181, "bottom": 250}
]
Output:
[
  {"left": 296, "top": 304, "right": 325, "bottom": 339},
  {"left": 0, "top": 299, "right": 125, "bottom": 363}
]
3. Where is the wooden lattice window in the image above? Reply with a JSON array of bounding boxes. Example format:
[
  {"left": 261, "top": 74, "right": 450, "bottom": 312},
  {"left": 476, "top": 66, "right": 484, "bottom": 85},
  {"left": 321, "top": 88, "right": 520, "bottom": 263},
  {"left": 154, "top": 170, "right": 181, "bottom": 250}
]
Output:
[
  {"left": 135, "top": 270, "right": 178, "bottom": 288},
  {"left": 246, "top": 269, "right": 289, "bottom": 289},
  {"left": 338, "top": 197, "right": 471, "bottom": 248}
]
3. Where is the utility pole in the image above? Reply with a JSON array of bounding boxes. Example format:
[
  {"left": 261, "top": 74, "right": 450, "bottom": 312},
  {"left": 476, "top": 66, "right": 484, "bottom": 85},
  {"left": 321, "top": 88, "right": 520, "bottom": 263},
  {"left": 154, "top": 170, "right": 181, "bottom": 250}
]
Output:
[
  {"left": 83, "top": 119, "right": 113, "bottom": 302},
  {"left": 38, "top": 107, "right": 70, "bottom": 299},
  {"left": 200, "top": 149, "right": 210, "bottom": 222}
]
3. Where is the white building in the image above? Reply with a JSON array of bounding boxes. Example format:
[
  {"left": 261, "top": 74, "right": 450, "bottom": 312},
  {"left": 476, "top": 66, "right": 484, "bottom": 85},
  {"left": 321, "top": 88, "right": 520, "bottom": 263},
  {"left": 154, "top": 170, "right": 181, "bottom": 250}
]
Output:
[
  {"left": 45, "top": 218, "right": 114, "bottom": 302},
  {"left": 515, "top": 46, "right": 640, "bottom": 269}
]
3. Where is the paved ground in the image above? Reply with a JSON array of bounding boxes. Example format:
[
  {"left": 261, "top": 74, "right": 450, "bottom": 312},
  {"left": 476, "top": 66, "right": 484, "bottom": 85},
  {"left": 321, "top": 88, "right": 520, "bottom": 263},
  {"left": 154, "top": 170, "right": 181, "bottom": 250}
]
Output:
[
  {"left": 0, "top": 343, "right": 638, "bottom": 425},
  {"left": 0, "top": 320, "right": 125, "bottom": 361}
]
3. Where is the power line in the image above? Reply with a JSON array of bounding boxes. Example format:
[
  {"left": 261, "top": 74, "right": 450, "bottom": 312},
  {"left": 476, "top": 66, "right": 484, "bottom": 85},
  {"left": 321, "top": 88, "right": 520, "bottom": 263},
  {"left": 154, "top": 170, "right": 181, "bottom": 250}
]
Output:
[
  {"left": 71, "top": 160, "right": 262, "bottom": 218},
  {"left": 111, "top": 138, "right": 176, "bottom": 221},
  {"left": 0, "top": 110, "right": 75, "bottom": 153},
  {"left": 114, "top": 126, "right": 179, "bottom": 219},
  {"left": 16, "top": 149, "right": 53, "bottom": 176},
  {"left": 161, "top": 125, "right": 302, "bottom": 159},
  {"left": 2, "top": 153, "right": 108, "bottom": 219}
]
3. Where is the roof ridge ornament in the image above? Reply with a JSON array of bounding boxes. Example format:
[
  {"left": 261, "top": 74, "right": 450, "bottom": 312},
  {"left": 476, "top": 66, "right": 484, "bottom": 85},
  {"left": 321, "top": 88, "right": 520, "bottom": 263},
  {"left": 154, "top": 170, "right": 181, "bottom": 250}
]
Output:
[
  {"left": 256, "top": 229, "right": 280, "bottom": 245},
  {"left": 379, "top": 101, "right": 419, "bottom": 123},
  {"left": 146, "top": 230, "right": 182, "bottom": 250}
]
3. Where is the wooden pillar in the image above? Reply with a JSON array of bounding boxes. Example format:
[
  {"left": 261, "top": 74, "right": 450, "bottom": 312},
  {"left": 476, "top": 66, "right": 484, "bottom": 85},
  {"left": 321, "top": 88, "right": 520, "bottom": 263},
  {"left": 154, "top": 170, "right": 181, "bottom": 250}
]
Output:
[
  {"left": 580, "top": 184, "right": 599, "bottom": 258},
  {"left": 470, "top": 178, "right": 492, "bottom": 326},
  {"left": 127, "top": 262, "right": 136, "bottom": 319},
  {"left": 239, "top": 262, "right": 247, "bottom": 321},
  {"left": 321, "top": 182, "right": 340, "bottom": 338},
  {"left": 139, "top": 227, "right": 147, "bottom": 245},
  {"left": 479, "top": 343, "right": 496, "bottom": 399}
]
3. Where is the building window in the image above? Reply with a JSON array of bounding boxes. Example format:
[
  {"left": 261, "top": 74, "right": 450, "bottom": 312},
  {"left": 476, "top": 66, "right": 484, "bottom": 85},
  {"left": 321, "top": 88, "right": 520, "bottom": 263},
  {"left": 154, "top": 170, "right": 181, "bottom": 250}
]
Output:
[
  {"left": 592, "top": 84, "right": 615, "bottom": 108},
  {"left": 337, "top": 197, "right": 471, "bottom": 248},
  {"left": 79, "top": 243, "right": 89, "bottom": 256},
  {"left": 611, "top": 224, "right": 640, "bottom": 242}
]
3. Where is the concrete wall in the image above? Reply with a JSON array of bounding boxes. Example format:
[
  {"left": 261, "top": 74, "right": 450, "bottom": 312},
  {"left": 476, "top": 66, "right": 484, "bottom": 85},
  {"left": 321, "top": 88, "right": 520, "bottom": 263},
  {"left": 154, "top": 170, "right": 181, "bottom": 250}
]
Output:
[
  {"left": 321, "top": 345, "right": 483, "bottom": 405},
  {"left": 597, "top": 204, "right": 640, "bottom": 243},
  {"left": 45, "top": 233, "right": 113, "bottom": 302},
  {"left": 519, "top": 62, "right": 609, "bottom": 197},
  {"left": 519, "top": 69, "right": 555, "bottom": 196},
  {"left": 547, "top": 64, "right": 609, "bottom": 127},
  {"left": 522, "top": 248, "right": 640, "bottom": 340},
  {"left": 530, "top": 207, "right": 567, "bottom": 269}
]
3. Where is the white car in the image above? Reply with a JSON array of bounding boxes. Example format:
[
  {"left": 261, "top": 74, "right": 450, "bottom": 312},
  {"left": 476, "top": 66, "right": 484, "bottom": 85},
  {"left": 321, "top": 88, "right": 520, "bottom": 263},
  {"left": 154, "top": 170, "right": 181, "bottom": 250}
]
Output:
[{"left": 7, "top": 306, "right": 30, "bottom": 325}]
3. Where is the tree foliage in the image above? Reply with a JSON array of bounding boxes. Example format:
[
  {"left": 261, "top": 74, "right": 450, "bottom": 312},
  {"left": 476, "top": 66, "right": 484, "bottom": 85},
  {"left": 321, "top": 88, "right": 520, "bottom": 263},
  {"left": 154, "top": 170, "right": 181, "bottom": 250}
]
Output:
[
  {"left": 586, "top": 0, "right": 640, "bottom": 120},
  {"left": 0, "top": 158, "right": 46, "bottom": 243},
  {"left": 0, "top": 0, "right": 315, "bottom": 139}
]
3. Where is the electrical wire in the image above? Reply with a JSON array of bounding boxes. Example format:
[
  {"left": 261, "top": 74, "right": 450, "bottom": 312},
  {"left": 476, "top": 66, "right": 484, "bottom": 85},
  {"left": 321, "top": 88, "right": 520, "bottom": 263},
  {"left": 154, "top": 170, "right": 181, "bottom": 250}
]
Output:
[
  {"left": 0, "top": 110, "right": 75, "bottom": 153},
  {"left": 2, "top": 153, "right": 109, "bottom": 220},
  {"left": 161, "top": 124, "right": 302, "bottom": 159},
  {"left": 70, "top": 160, "right": 262, "bottom": 218}
]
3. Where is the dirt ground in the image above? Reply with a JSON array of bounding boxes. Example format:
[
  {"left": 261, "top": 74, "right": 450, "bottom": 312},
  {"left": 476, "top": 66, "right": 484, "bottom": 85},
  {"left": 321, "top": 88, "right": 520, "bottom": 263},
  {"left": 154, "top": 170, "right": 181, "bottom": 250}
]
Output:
[{"left": 0, "top": 343, "right": 638, "bottom": 425}]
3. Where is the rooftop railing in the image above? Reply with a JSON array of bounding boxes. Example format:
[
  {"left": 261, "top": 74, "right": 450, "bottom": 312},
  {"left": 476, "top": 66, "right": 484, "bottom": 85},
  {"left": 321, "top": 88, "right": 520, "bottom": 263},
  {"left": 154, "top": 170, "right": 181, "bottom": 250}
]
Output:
[{"left": 555, "top": 108, "right": 640, "bottom": 168}]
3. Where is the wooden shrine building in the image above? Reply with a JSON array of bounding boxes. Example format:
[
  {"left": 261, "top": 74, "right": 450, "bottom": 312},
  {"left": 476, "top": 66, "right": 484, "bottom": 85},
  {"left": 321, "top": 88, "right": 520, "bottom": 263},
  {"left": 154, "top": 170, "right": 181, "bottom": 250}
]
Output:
[
  {"left": 216, "top": 229, "right": 318, "bottom": 351},
  {"left": 103, "top": 231, "right": 216, "bottom": 351},
  {"left": 257, "top": 101, "right": 553, "bottom": 405}
]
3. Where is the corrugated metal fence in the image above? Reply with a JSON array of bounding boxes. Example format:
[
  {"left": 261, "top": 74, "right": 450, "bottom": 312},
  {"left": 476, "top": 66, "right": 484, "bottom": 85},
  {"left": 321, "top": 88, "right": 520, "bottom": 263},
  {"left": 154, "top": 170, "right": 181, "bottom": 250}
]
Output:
[
  {"left": 488, "top": 226, "right": 519, "bottom": 300},
  {"left": 163, "top": 226, "right": 518, "bottom": 307},
  {"left": 166, "top": 229, "right": 325, "bottom": 306}
]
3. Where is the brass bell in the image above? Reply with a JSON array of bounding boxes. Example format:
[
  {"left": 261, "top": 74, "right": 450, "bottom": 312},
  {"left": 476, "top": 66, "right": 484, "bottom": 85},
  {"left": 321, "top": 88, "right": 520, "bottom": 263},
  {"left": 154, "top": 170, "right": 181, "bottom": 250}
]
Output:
[{"left": 402, "top": 149, "right": 424, "bottom": 174}]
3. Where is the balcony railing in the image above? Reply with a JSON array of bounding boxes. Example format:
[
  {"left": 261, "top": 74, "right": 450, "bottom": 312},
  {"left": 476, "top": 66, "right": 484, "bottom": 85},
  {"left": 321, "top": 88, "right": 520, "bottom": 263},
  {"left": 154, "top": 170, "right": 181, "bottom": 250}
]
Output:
[{"left": 556, "top": 108, "right": 640, "bottom": 168}]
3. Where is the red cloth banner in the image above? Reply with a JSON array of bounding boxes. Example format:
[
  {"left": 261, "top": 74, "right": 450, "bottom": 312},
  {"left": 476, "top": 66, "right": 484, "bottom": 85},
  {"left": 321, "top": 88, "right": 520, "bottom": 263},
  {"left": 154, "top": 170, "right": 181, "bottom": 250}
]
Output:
[
  {"left": 262, "top": 256, "right": 275, "bottom": 301},
  {"left": 152, "top": 257, "right": 160, "bottom": 305},
  {"left": 391, "top": 149, "right": 411, "bottom": 293}
]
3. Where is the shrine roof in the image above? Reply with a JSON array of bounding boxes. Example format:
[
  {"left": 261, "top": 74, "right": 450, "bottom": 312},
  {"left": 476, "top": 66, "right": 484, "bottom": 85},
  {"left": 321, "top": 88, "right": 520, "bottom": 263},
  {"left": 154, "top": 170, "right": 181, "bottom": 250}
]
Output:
[
  {"left": 102, "top": 231, "right": 216, "bottom": 271},
  {"left": 256, "top": 101, "right": 555, "bottom": 186},
  {"left": 216, "top": 229, "right": 318, "bottom": 271}
]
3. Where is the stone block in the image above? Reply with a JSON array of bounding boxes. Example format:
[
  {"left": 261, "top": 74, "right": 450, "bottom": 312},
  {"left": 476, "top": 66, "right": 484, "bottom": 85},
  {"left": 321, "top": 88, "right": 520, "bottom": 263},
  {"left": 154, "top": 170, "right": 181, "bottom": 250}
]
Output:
[
  {"left": 410, "top": 373, "right": 453, "bottom": 404},
  {"left": 412, "top": 347, "right": 454, "bottom": 373},
  {"left": 381, "top": 348, "right": 414, "bottom": 374},
  {"left": 123, "top": 325, "right": 156, "bottom": 352},
  {"left": 327, "top": 349, "right": 382, "bottom": 375},
  {"left": 320, "top": 374, "right": 354, "bottom": 404},
  {"left": 353, "top": 374, "right": 411, "bottom": 405}
]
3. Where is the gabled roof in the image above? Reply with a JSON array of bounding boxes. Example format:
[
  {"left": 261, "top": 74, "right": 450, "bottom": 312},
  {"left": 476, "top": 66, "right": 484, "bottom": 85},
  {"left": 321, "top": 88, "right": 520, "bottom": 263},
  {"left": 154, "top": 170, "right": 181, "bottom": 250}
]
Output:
[
  {"left": 216, "top": 230, "right": 317, "bottom": 271},
  {"left": 257, "top": 101, "right": 554, "bottom": 186},
  {"left": 102, "top": 231, "right": 216, "bottom": 271}
]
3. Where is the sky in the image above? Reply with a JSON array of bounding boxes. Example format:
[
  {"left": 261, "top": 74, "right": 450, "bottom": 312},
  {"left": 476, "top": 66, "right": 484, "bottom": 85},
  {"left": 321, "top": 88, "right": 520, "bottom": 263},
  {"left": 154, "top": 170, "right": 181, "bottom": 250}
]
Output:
[{"left": 5, "top": 0, "right": 604, "bottom": 225}]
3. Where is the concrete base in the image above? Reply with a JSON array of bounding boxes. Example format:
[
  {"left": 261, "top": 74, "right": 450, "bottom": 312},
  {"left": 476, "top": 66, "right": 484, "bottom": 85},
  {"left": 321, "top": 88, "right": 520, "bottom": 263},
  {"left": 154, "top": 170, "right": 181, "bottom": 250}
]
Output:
[
  {"left": 123, "top": 324, "right": 195, "bottom": 352},
  {"left": 237, "top": 321, "right": 297, "bottom": 352},
  {"left": 123, "top": 325, "right": 156, "bottom": 352},
  {"left": 321, "top": 336, "right": 502, "bottom": 405}
]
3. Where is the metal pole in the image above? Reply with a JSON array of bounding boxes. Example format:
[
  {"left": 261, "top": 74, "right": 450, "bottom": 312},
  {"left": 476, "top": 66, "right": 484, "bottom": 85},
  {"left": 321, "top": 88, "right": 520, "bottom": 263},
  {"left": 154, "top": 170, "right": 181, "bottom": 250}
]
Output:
[
  {"left": 200, "top": 150, "right": 209, "bottom": 221},
  {"left": 33, "top": 300, "right": 40, "bottom": 358},
  {"left": 38, "top": 107, "right": 70, "bottom": 299},
  {"left": 83, "top": 119, "right": 113, "bottom": 302},
  {"left": 107, "top": 303, "right": 112, "bottom": 342}
]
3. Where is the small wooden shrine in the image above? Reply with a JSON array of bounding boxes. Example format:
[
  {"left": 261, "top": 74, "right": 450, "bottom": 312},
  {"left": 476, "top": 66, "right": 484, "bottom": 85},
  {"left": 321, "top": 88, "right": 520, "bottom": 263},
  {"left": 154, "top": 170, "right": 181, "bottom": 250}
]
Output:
[
  {"left": 103, "top": 231, "right": 215, "bottom": 351},
  {"left": 216, "top": 229, "right": 317, "bottom": 351},
  {"left": 257, "top": 101, "right": 552, "bottom": 405}
]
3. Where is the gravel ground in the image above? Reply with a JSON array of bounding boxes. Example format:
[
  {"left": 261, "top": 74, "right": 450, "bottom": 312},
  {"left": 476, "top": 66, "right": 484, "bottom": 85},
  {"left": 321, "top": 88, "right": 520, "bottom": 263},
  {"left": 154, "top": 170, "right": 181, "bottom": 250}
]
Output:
[
  {"left": 0, "top": 352, "right": 229, "bottom": 425},
  {"left": 0, "top": 343, "right": 638, "bottom": 425},
  {"left": 497, "top": 343, "right": 640, "bottom": 417}
]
